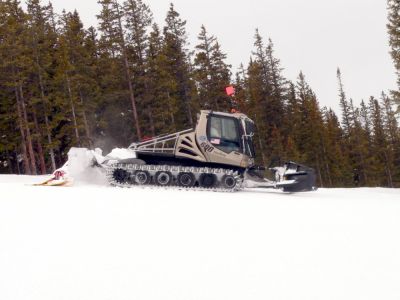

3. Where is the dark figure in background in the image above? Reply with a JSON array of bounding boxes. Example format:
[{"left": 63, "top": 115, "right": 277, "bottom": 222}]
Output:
[{"left": 353, "top": 169, "right": 360, "bottom": 187}]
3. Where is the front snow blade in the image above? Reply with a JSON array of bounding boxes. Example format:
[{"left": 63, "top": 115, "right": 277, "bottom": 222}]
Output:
[{"left": 275, "top": 162, "right": 317, "bottom": 192}]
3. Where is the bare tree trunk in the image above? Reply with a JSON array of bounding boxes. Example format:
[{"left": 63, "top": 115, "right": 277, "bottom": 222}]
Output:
[
  {"left": 11, "top": 62, "right": 31, "bottom": 175},
  {"left": 387, "top": 166, "right": 393, "bottom": 188},
  {"left": 183, "top": 85, "right": 193, "bottom": 127},
  {"left": 384, "top": 152, "right": 394, "bottom": 188},
  {"left": 56, "top": 148, "right": 63, "bottom": 167},
  {"left": 36, "top": 55, "right": 56, "bottom": 171},
  {"left": 44, "top": 113, "right": 56, "bottom": 170},
  {"left": 14, "top": 84, "right": 31, "bottom": 175},
  {"left": 147, "top": 108, "right": 155, "bottom": 137},
  {"left": 115, "top": 1, "right": 142, "bottom": 140},
  {"left": 166, "top": 92, "right": 176, "bottom": 132},
  {"left": 316, "top": 156, "right": 324, "bottom": 188},
  {"left": 258, "top": 135, "right": 266, "bottom": 165},
  {"left": 123, "top": 54, "right": 141, "bottom": 140},
  {"left": 322, "top": 142, "right": 332, "bottom": 187},
  {"left": 5, "top": 149, "right": 13, "bottom": 174},
  {"left": 78, "top": 90, "right": 93, "bottom": 148},
  {"left": 325, "top": 160, "right": 332, "bottom": 187},
  {"left": 32, "top": 109, "right": 47, "bottom": 174},
  {"left": 19, "top": 85, "right": 37, "bottom": 175},
  {"left": 358, "top": 150, "right": 368, "bottom": 185},
  {"left": 161, "top": 112, "right": 166, "bottom": 132},
  {"left": 142, "top": 79, "right": 155, "bottom": 137},
  {"left": 254, "top": 114, "right": 266, "bottom": 165},
  {"left": 66, "top": 74, "right": 81, "bottom": 146},
  {"left": 15, "top": 150, "right": 21, "bottom": 175}
]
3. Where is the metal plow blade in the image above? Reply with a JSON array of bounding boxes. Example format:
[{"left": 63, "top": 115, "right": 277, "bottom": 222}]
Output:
[{"left": 274, "top": 162, "right": 317, "bottom": 192}]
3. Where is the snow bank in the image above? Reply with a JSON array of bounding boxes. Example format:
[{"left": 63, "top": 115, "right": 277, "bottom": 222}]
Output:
[
  {"left": 1, "top": 176, "right": 400, "bottom": 300},
  {"left": 59, "top": 147, "right": 136, "bottom": 186},
  {"left": 65, "top": 148, "right": 107, "bottom": 186},
  {"left": 106, "top": 148, "right": 136, "bottom": 160}
]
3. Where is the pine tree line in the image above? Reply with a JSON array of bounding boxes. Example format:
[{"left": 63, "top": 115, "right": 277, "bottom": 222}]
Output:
[
  {"left": 0, "top": 0, "right": 399, "bottom": 187},
  {"left": 388, "top": 0, "right": 400, "bottom": 112}
]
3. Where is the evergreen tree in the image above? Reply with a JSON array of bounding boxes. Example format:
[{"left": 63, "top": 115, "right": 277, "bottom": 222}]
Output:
[
  {"left": 322, "top": 108, "right": 348, "bottom": 186},
  {"left": 0, "top": 69, "right": 19, "bottom": 174},
  {"left": 359, "top": 100, "right": 377, "bottom": 185},
  {"left": 233, "top": 64, "right": 249, "bottom": 112},
  {"left": 349, "top": 99, "right": 372, "bottom": 186},
  {"left": 387, "top": 0, "right": 400, "bottom": 111},
  {"left": 369, "top": 97, "right": 394, "bottom": 187},
  {"left": 249, "top": 30, "right": 286, "bottom": 163},
  {"left": 337, "top": 69, "right": 372, "bottom": 186},
  {"left": 26, "top": 0, "right": 59, "bottom": 171},
  {"left": 265, "top": 38, "right": 285, "bottom": 128},
  {"left": 210, "top": 41, "right": 232, "bottom": 110},
  {"left": 54, "top": 10, "right": 97, "bottom": 149},
  {"left": 295, "top": 72, "right": 326, "bottom": 185},
  {"left": 123, "top": 0, "right": 154, "bottom": 136},
  {"left": 381, "top": 92, "right": 399, "bottom": 145},
  {"left": 145, "top": 23, "right": 177, "bottom": 134},
  {"left": 337, "top": 68, "right": 352, "bottom": 135},
  {"left": 283, "top": 82, "right": 302, "bottom": 162},
  {"left": 194, "top": 25, "right": 232, "bottom": 111},
  {"left": 246, "top": 57, "right": 268, "bottom": 164},
  {"left": 381, "top": 92, "right": 400, "bottom": 185},
  {"left": 0, "top": 0, "right": 37, "bottom": 174},
  {"left": 360, "top": 100, "right": 372, "bottom": 139},
  {"left": 97, "top": 0, "right": 142, "bottom": 140},
  {"left": 194, "top": 25, "right": 216, "bottom": 109},
  {"left": 162, "top": 4, "right": 196, "bottom": 128}
]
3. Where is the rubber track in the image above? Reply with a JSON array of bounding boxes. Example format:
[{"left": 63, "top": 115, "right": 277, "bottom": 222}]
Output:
[{"left": 105, "top": 163, "right": 244, "bottom": 193}]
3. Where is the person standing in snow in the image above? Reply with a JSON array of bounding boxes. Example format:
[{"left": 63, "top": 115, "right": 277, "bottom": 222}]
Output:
[{"left": 353, "top": 169, "right": 360, "bottom": 187}]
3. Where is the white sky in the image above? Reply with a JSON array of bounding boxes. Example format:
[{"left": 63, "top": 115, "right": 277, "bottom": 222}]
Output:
[{"left": 29, "top": 0, "right": 396, "bottom": 113}]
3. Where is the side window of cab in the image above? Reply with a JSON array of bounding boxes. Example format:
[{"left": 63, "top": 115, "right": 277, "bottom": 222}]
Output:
[{"left": 207, "top": 115, "right": 241, "bottom": 153}]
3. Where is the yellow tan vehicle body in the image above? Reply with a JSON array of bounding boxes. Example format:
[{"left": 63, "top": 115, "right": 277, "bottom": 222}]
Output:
[{"left": 174, "top": 111, "right": 254, "bottom": 169}]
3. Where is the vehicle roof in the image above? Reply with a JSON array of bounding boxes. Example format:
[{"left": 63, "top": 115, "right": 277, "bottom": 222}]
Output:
[{"left": 201, "top": 110, "right": 254, "bottom": 122}]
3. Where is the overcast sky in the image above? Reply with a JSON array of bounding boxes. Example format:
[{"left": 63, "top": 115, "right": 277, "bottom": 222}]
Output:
[{"left": 30, "top": 0, "right": 396, "bottom": 113}]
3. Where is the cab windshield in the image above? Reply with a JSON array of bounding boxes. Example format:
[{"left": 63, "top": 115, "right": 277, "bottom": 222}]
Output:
[{"left": 208, "top": 115, "right": 241, "bottom": 153}]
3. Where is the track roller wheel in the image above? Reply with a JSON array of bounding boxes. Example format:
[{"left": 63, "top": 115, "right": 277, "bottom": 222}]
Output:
[
  {"left": 113, "top": 168, "right": 130, "bottom": 184},
  {"left": 155, "top": 171, "right": 173, "bottom": 186},
  {"left": 177, "top": 172, "right": 195, "bottom": 188},
  {"left": 221, "top": 175, "right": 237, "bottom": 189},
  {"left": 199, "top": 173, "right": 217, "bottom": 188},
  {"left": 134, "top": 170, "right": 151, "bottom": 185}
]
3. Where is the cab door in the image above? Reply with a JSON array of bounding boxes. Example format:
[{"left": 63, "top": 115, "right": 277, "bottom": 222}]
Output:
[
  {"left": 208, "top": 115, "right": 241, "bottom": 152},
  {"left": 195, "top": 112, "right": 248, "bottom": 168}
]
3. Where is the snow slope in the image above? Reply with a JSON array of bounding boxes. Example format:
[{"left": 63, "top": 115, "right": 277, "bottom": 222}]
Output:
[{"left": 1, "top": 175, "right": 400, "bottom": 300}]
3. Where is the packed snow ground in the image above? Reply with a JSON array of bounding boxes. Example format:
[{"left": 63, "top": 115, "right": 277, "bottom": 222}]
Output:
[{"left": 1, "top": 175, "right": 400, "bottom": 300}]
